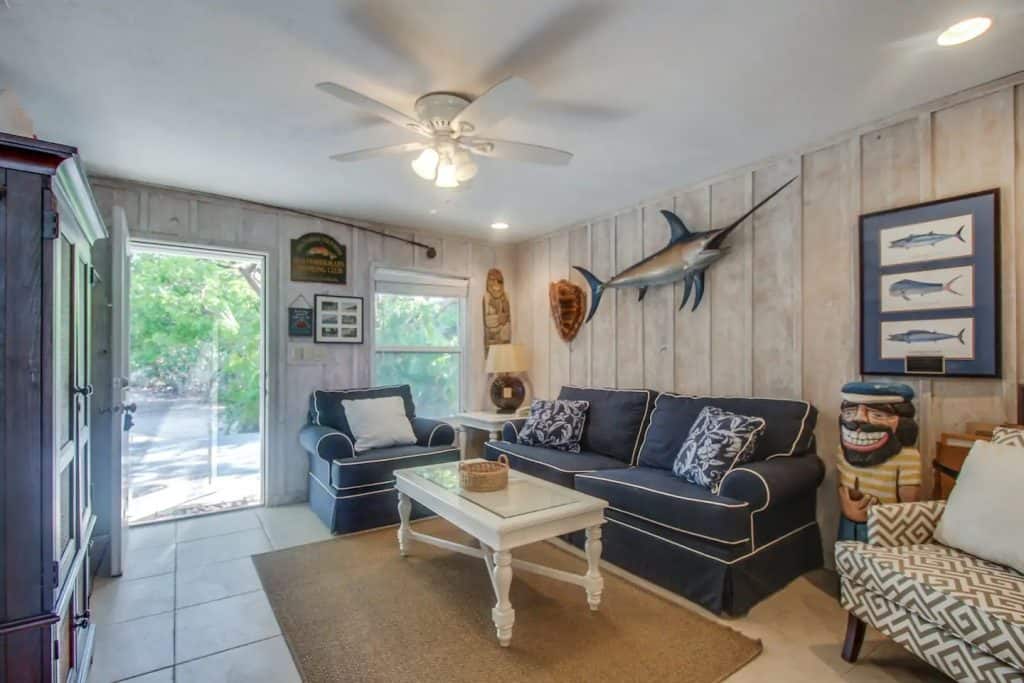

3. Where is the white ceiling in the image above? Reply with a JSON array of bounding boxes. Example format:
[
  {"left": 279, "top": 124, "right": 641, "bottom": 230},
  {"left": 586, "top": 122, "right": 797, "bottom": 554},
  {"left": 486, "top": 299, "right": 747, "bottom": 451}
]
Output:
[{"left": 2, "top": 1, "right": 1023, "bottom": 242}]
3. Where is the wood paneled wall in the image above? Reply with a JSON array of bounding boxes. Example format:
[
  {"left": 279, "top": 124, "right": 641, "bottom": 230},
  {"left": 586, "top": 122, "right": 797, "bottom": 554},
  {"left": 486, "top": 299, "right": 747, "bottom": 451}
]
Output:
[
  {"left": 90, "top": 179, "right": 516, "bottom": 505},
  {"left": 514, "top": 76, "right": 1024, "bottom": 557}
]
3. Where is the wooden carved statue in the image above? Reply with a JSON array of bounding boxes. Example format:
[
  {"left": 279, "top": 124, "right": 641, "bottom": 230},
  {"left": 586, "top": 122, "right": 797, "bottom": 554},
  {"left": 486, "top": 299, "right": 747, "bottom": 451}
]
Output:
[
  {"left": 549, "top": 279, "right": 586, "bottom": 343},
  {"left": 483, "top": 268, "right": 511, "bottom": 356},
  {"left": 836, "top": 381, "right": 922, "bottom": 542}
]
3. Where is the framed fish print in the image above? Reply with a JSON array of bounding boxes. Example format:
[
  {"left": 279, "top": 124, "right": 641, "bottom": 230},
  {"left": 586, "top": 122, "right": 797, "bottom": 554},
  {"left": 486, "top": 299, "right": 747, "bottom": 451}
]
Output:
[
  {"left": 859, "top": 189, "right": 1000, "bottom": 377},
  {"left": 314, "top": 294, "right": 364, "bottom": 344}
]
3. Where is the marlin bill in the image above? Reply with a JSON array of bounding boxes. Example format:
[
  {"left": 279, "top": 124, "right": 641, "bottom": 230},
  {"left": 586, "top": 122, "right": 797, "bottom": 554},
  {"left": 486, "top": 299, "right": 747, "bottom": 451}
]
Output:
[{"left": 573, "top": 176, "right": 797, "bottom": 322}]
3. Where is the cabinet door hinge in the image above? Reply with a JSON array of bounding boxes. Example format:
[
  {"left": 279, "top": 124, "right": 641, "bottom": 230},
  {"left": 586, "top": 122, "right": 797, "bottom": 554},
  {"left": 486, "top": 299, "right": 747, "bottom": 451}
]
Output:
[
  {"left": 52, "top": 639, "right": 59, "bottom": 661},
  {"left": 42, "top": 187, "right": 59, "bottom": 240},
  {"left": 52, "top": 560, "right": 60, "bottom": 588}
]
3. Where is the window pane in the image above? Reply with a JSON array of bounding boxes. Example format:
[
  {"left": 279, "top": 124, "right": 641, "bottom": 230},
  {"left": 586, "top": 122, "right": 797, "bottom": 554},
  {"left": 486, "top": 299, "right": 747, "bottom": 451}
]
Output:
[
  {"left": 375, "top": 352, "right": 459, "bottom": 418},
  {"left": 375, "top": 294, "right": 459, "bottom": 347}
]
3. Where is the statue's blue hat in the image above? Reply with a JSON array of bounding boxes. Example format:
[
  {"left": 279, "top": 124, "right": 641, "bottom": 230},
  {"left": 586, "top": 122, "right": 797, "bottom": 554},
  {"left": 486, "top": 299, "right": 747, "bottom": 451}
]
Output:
[{"left": 841, "top": 381, "right": 914, "bottom": 404}]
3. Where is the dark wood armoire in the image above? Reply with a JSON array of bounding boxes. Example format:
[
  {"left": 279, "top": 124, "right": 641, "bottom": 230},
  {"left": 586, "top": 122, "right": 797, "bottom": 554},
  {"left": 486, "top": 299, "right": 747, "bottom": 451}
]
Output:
[{"left": 0, "top": 132, "right": 107, "bottom": 682}]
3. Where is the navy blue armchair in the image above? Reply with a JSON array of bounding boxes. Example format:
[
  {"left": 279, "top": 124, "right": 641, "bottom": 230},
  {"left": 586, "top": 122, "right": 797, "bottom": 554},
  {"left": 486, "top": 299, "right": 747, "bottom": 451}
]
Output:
[{"left": 300, "top": 384, "right": 458, "bottom": 534}]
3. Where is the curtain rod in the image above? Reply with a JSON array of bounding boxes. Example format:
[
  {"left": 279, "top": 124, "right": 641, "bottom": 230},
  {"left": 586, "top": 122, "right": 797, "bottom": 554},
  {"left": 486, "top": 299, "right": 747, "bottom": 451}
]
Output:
[{"left": 245, "top": 198, "right": 437, "bottom": 259}]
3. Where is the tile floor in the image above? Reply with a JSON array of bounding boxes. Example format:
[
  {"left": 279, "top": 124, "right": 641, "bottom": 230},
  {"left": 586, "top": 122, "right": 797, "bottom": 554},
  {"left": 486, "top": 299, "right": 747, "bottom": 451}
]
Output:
[
  {"left": 88, "top": 505, "right": 331, "bottom": 682},
  {"left": 88, "top": 505, "right": 945, "bottom": 682}
]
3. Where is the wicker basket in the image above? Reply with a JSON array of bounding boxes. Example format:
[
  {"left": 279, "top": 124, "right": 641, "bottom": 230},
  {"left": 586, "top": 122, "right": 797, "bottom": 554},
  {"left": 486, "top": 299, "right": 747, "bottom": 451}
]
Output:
[{"left": 458, "top": 454, "right": 509, "bottom": 492}]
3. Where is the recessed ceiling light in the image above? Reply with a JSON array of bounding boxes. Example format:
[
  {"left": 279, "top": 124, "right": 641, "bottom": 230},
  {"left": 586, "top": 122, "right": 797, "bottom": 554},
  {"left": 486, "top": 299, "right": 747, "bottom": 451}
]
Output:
[
  {"left": 491, "top": 221, "right": 510, "bottom": 230},
  {"left": 937, "top": 17, "right": 992, "bottom": 46}
]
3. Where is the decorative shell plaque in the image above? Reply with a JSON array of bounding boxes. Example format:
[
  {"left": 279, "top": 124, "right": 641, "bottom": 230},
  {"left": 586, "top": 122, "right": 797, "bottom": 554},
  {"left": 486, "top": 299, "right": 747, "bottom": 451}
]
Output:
[{"left": 549, "top": 279, "right": 586, "bottom": 343}]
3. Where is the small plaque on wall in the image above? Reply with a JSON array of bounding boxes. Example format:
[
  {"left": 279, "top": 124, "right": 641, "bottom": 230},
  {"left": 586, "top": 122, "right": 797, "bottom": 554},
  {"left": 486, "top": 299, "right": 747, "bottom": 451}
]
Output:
[
  {"left": 291, "top": 232, "right": 347, "bottom": 284},
  {"left": 287, "top": 294, "right": 313, "bottom": 337},
  {"left": 288, "top": 307, "right": 313, "bottom": 337}
]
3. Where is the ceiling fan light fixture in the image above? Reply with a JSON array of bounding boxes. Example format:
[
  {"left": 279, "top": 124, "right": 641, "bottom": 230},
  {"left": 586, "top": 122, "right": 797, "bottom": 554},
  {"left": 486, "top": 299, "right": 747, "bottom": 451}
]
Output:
[
  {"left": 435, "top": 157, "right": 459, "bottom": 188},
  {"left": 456, "top": 161, "right": 478, "bottom": 183},
  {"left": 411, "top": 147, "right": 439, "bottom": 180},
  {"left": 453, "top": 149, "right": 478, "bottom": 182},
  {"left": 937, "top": 17, "right": 992, "bottom": 46}
]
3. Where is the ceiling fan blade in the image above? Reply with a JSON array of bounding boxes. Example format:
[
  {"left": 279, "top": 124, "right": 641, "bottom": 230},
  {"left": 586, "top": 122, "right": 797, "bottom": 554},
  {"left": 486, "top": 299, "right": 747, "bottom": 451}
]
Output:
[
  {"left": 329, "top": 142, "right": 427, "bottom": 163},
  {"left": 315, "top": 82, "right": 429, "bottom": 136},
  {"left": 476, "top": 3, "right": 617, "bottom": 87},
  {"left": 464, "top": 138, "right": 572, "bottom": 166},
  {"left": 450, "top": 77, "right": 534, "bottom": 132}
]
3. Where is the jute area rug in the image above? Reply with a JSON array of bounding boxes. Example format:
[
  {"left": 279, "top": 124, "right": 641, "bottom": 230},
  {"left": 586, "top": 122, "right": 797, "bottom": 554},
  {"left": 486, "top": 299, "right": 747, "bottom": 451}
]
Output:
[{"left": 252, "top": 518, "right": 761, "bottom": 682}]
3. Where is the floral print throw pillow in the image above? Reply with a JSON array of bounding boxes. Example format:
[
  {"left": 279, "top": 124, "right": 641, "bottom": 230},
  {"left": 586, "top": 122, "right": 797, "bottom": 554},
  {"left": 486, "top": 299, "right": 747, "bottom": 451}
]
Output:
[
  {"left": 672, "top": 406, "right": 766, "bottom": 492},
  {"left": 517, "top": 399, "right": 590, "bottom": 453}
]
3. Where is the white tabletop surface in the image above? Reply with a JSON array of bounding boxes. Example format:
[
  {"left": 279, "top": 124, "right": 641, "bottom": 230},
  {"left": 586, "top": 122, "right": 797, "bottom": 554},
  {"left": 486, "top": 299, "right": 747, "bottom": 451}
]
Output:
[
  {"left": 452, "top": 410, "right": 515, "bottom": 425},
  {"left": 395, "top": 460, "right": 606, "bottom": 538}
]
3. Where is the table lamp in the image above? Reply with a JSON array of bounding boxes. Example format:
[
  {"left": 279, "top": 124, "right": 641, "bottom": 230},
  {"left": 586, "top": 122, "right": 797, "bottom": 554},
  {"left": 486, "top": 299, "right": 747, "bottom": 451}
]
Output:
[{"left": 485, "top": 344, "right": 528, "bottom": 413}]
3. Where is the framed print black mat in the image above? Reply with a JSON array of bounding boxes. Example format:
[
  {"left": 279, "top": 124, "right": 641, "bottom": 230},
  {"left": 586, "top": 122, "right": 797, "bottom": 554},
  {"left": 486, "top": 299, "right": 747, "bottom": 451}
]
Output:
[
  {"left": 859, "top": 189, "right": 1000, "bottom": 377},
  {"left": 314, "top": 294, "right": 364, "bottom": 344}
]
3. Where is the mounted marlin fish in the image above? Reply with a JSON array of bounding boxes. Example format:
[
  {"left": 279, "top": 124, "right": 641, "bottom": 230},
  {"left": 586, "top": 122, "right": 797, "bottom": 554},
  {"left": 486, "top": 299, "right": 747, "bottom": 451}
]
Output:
[{"left": 574, "top": 176, "right": 796, "bottom": 322}]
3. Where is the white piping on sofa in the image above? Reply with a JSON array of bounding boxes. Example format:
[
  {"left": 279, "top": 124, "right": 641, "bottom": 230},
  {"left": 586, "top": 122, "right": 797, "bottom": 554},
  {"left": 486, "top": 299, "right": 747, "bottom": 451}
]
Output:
[
  {"left": 607, "top": 505, "right": 751, "bottom": 546},
  {"left": 607, "top": 517, "right": 817, "bottom": 566},
  {"left": 575, "top": 473, "right": 749, "bottom": 509}
]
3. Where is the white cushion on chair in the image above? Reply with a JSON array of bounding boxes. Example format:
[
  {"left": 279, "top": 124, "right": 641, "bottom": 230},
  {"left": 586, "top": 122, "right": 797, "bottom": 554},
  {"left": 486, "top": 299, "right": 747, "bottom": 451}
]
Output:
[
  {"left": 342, "top": 396, "right": 417, "bottom": 452},
  {"left": 934, "top": 440, "right": 1024, "bottom": 574}
]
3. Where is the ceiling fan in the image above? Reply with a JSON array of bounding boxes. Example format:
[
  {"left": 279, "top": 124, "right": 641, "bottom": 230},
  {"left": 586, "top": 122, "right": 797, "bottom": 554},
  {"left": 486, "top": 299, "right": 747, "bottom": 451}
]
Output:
[{"left": 316, "top": 77, "right": 573, "bottom": 189}]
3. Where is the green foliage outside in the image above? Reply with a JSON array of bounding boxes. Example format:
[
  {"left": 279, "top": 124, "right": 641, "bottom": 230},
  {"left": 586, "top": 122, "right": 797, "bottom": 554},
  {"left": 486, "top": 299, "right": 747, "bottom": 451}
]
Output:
[
  {"left": 374, "top": 294, "right": 460, "bottom": 417},
  {"left": 130, "top": 252, "right": 262, "bottom": 433}
]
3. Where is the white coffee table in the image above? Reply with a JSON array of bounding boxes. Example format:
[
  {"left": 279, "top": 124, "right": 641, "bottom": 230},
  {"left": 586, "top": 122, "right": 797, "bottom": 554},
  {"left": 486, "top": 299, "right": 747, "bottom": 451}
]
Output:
[{"left": 394, "top": 461, "right": 607, "bottom": 647}]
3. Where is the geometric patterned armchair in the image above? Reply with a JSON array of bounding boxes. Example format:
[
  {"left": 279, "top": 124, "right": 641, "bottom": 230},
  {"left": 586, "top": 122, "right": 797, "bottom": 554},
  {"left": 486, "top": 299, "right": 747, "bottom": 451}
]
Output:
[{"left": 836, "top": 501, "right": 1024, "bottom": 682}]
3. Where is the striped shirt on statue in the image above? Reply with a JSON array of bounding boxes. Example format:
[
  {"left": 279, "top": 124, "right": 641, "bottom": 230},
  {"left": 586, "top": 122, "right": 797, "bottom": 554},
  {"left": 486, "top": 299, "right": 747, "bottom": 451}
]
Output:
[{"left": 837, "top": 447, "right": 922, "bottom": 504}]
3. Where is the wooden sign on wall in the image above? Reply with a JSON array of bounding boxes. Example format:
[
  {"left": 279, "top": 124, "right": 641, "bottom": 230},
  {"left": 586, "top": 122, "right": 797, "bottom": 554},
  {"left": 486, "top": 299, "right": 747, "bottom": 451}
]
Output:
[{"left": 291, "top": 232, "right": 347, "bottom": 284}]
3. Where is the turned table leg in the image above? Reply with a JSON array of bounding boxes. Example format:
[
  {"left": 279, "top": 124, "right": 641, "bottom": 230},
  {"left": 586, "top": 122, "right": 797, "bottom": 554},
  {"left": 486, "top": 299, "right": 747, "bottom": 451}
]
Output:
[
  {"left": 397, "top": 492, "right": 412, "bottom": 557},
  {"left": 584, "top": 525, "right": 605, "bottom": 611},
  {"left": 491, "top": 550, "right": 515, "bottom": 647},
  {"left": 841, "top": 613, "right": 866, "bottom": 663}
]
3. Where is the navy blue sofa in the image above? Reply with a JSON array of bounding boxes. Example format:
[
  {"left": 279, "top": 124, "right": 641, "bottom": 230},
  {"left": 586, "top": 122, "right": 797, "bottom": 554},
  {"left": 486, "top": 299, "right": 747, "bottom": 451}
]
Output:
[
  {"left": 300, "top": 384, "right": 458, "bottom": 534},
  {"left": 484, "top": 386, "right": 824, "bottom": 616}
]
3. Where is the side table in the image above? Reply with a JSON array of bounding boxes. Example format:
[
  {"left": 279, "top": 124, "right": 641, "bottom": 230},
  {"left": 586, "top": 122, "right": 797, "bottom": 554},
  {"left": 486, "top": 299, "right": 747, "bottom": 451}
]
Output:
[
  {"left": 932, "top": 432, "right": 982, "bottom": 499},
  {"left": 450, "top": 411, "right": 514, "bottom": 459}
]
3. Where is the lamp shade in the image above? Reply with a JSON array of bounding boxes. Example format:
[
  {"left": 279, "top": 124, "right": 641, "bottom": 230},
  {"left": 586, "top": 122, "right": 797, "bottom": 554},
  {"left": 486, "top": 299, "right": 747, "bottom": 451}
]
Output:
[{"left": 485, "top": 344, "right": 528, "bottom": 374}]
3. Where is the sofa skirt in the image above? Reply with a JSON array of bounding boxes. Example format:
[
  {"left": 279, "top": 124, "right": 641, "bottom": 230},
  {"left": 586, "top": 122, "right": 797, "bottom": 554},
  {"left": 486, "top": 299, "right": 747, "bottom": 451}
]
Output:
[
  {"left": 569, "top": 514, "right": 823, "bottom": 616},
  {"left": 842, "top": 580, "right": 1023, "bottom": 682},
  {"left": 308, "top": 474, "right": 434, "bottom": 535}
]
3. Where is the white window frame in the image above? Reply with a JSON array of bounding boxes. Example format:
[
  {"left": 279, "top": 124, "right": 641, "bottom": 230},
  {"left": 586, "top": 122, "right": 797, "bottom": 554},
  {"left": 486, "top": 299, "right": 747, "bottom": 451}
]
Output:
[{"left": 370, "top": 266, "right": 469, "bottom": 418}]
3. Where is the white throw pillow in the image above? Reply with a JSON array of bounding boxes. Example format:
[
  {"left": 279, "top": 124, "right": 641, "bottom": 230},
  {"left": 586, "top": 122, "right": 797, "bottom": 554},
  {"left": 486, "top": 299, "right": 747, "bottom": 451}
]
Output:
[
  {"left": 341, "top": 396, "right": 417, "bottom": 453},
  {"left": 934, "top": 440, "right": 1024, "bottom": 574}
]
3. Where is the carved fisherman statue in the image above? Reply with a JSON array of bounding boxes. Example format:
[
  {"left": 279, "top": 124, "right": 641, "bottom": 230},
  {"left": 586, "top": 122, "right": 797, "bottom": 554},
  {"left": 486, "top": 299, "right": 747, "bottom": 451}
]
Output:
[{"left": 836, "top": 381, "right": 922, "bottom": 542}]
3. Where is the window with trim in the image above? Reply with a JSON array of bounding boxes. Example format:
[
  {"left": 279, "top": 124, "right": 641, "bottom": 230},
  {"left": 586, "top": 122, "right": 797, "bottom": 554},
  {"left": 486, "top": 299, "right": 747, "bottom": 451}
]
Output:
[{"left": 373, "top": 268, "right": 467, "bottom": 418}]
